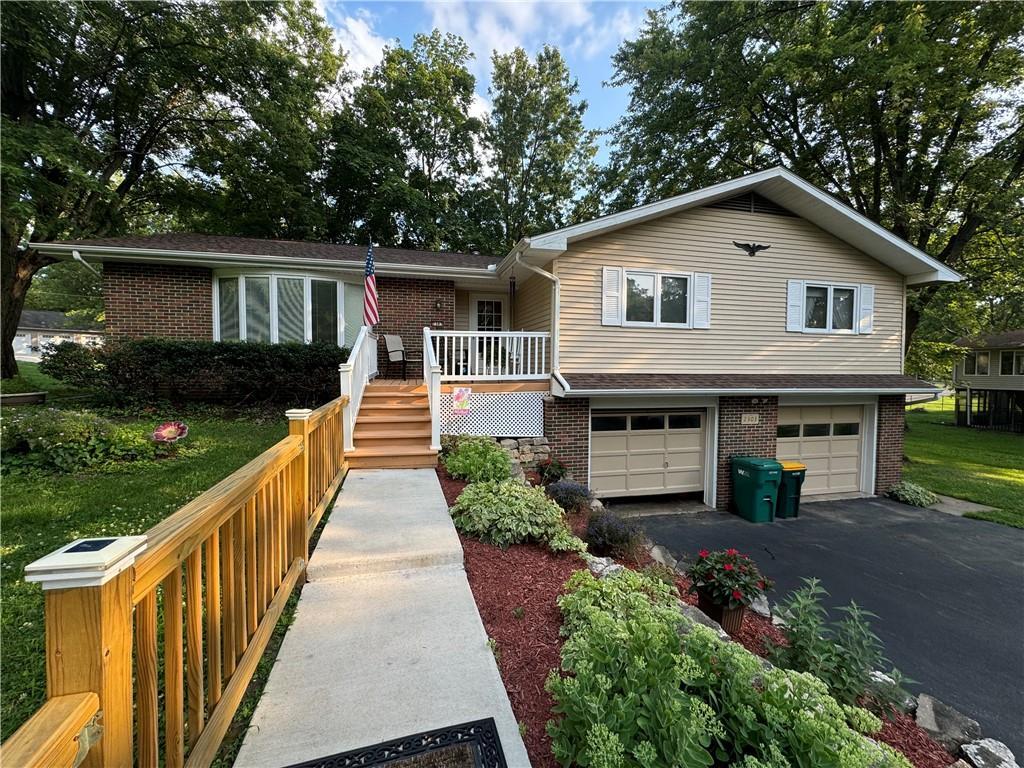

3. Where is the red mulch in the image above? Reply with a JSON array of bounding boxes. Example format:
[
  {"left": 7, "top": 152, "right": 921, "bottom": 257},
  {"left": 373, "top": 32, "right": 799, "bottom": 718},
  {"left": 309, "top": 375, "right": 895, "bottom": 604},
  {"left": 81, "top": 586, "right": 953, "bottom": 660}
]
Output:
[{"left": 438, "top": 466, "right": 954, "bottom": 768}]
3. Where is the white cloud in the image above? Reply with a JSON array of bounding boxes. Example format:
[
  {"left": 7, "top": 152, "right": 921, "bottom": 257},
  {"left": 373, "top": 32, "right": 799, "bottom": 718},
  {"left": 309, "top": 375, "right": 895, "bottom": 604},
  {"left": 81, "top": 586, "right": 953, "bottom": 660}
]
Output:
[{"left": 321, "top": 5, "right": 392, "bottom": 78}]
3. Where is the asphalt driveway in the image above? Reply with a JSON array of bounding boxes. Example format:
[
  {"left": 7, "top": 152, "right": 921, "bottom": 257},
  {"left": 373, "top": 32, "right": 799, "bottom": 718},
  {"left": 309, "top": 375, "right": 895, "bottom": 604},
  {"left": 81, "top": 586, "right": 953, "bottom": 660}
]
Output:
[{"left": 632, "top": 496, "right": 1024, "bottom": 756}]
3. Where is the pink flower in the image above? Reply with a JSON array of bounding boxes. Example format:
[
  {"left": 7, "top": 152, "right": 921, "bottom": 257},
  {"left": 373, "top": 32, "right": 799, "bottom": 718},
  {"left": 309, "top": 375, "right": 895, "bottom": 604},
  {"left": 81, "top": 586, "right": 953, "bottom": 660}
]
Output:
[
  {"left": 698, "top": 549, "right": 710, "bottom": 558},
  {"left": 723, "top": 563, "right": 734, "bottom": 571},
  {"left": 732, "top": 589, "right": 743, "bottom": 600},
  {"left": 153, "top": 421, "right": 188, "bottom": 443},
  {"left": 726, "top": 548, "right": 739, "bottom": 556}
]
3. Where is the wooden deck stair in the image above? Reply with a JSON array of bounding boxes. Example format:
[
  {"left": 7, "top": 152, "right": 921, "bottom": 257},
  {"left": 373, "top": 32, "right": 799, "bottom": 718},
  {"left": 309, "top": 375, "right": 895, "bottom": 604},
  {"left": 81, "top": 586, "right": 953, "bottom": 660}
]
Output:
[{"left": 348, "top": 382, "right": 438, "bottom": 469}]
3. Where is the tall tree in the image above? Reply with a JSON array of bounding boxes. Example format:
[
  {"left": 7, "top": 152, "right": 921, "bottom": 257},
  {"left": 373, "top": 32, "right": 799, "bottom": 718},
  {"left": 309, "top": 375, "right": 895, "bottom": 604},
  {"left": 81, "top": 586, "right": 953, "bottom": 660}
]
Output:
[
  {"left": 23, "top": 260, "right": 103, "bottom": 321},
  {"left": 0, "top": 0, "right": 320, "bottom": 378},
  {"left": 604, "top": 1, "right": 1024, "bottom": 350},
  {"left": 325, "top": 31, "right": 483, "bottom": 251},
  {"left": 482, "top": 45, "right": 597, "bottom": 253}
]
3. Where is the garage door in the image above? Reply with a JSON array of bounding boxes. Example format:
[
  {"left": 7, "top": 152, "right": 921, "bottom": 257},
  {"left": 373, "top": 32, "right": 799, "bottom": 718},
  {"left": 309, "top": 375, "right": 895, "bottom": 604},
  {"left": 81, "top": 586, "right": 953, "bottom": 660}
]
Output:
[
  {"left": 590, "top": 412, "right": 705, "bottom": 496},
  {"left": 777, "top": 406, "right": 863, "bottom": 495}
]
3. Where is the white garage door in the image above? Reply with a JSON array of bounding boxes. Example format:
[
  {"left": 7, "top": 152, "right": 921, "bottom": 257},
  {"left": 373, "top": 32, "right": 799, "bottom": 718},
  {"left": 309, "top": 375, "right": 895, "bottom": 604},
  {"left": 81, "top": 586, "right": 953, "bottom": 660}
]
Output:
[
  {"left": 590, "top": 412, "right": 705, "bottom": 497},
  {"left": 777, "top": 405, "right": 863, "bottom": 495}
]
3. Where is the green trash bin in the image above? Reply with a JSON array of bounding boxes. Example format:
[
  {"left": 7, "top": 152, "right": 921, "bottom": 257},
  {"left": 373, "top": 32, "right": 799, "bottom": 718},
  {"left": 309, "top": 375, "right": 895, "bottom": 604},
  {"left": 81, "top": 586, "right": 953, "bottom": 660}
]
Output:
[
  {"left": 731, "top": 457, "right": 783, "bottom": 523},
  {"left": 776, "top": 460, "right": 807, "bottom": 519}
]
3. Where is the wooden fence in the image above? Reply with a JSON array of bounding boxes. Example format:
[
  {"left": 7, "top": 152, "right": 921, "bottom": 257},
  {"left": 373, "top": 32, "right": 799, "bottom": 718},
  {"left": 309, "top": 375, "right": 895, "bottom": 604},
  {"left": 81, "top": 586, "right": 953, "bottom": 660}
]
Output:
[{"left": 1, "top": 396, "right": 349, "bottom": 768}]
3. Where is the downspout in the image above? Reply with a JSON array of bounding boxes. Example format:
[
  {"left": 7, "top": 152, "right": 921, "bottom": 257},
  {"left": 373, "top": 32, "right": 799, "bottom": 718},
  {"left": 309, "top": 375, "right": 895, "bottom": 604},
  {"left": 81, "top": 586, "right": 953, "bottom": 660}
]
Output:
[
  {"left": 72, "top": 250, "right": 102, "bottom": 278},
  {"left": 512, "top": 248, "right": 564, "bottom": 384}
]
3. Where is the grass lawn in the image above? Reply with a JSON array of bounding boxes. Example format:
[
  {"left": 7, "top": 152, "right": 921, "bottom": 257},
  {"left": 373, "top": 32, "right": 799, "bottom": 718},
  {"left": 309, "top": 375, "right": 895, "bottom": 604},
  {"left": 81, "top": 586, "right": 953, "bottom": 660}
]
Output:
[
  {"left": 0, "top": 395, "right": 286, "bottom": 739},
  {"left": 0, "top": 361, "right": 83, "bottom": 399},
  {"left": 904, "top": 396, "right": 1024, "bottom": 528}
]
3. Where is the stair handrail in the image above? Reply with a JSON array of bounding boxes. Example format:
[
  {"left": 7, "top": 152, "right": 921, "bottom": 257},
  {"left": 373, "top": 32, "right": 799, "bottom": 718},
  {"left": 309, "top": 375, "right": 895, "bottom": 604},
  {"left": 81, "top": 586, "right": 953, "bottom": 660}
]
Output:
[
  {"left": 423, "top": 327, "right": 442, "bottom": 451},
  {"left": 340, "top": 326, "right": 377, "bottom": 452}
]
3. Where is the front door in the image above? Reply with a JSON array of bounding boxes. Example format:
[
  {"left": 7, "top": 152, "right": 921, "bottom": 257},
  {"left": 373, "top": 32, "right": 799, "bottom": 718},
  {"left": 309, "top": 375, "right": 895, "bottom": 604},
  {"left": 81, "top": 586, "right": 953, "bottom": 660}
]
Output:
[{"left": 471, "top": 296, "right": 506, "bottom": 375}]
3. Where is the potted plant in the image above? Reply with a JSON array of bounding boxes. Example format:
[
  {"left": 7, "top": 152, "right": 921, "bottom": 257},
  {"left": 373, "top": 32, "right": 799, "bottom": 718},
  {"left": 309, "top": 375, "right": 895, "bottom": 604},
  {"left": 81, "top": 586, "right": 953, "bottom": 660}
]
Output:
[{"left": 685, "top": 548, "right": 772, "bottom": 634}]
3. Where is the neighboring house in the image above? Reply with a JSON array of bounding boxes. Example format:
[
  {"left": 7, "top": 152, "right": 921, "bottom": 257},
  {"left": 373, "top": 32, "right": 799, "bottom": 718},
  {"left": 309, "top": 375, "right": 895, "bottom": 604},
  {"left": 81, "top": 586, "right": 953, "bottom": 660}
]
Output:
[
  {"left": 30, "top": 167, "right": 961, "bottom": 510},
  {"left": 13, "top": 309, "right": 104, "bottom": 360},
  {"left": 951, "top": 330, "right": 1024, "bottom": 433}
]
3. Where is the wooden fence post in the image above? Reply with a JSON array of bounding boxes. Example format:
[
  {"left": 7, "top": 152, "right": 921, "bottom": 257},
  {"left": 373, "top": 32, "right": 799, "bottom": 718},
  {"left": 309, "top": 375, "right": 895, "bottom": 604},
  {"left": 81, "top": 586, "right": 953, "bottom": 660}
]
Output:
[
  {"left": 24, "top": 536, "right": 147, "bottom": 768},
  {"left": 286, "top": 409, "right": 313, "bottom": 577}
]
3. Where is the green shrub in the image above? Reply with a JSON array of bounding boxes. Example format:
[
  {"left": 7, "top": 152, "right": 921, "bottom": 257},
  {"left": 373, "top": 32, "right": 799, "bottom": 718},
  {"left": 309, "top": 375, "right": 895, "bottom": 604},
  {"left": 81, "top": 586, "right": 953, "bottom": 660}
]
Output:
[
  {"left": 537, "top": 456, "right": 568, "bottom": 484},
  {"left": 449, "top": 480, "right": 585, "bottom": 553},
  {"left": 440, "top": 433, "right": 472, "bottom": 459},
  {"left": 1, "top": 408, "right": 162, "bottom": 473},
  {"left": 40, "top": 339, "right": 349, "bottom": 406},
  {"left": 584, "top": 512, "right": 641, "bottom": 558},
  {"left": 545, "top": 480, "right": 593, "bottom": 512},
  {"left": 442, "top": 436, "right": 512, "bottom": 483},
  {"left": 767, "top": 578, "right": 912, "bottom": 711},
  {"left": 557, "top": 569, "right": 681, "bottom": 639},
  {"left": 886, "top": 480, "right": 939, "bottom": 507},
  {"left": 685, "top": 548, "right": 773, "bottom": 609}
]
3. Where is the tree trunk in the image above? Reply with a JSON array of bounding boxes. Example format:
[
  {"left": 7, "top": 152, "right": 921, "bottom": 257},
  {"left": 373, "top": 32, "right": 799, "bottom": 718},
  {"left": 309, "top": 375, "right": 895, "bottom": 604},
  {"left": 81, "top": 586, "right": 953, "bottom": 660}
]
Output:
[{"left": 1, "top": 233, "right": 55, "bottom": 379}]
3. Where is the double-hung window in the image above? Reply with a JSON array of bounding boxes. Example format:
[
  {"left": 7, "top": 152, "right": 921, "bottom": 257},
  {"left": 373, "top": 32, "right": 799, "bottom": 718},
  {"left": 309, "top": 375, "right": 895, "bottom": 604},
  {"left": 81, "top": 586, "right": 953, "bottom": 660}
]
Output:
[
  {"left": 623, "top": 271, "right": 691, "bottom": 327},
  {"left": 215, "top": 273, "right": 344, "bottom": 345}
]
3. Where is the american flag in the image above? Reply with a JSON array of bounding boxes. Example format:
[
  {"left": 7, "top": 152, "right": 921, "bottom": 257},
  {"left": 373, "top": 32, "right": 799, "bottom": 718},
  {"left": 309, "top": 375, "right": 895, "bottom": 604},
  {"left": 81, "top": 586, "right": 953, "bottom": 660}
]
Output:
[{"left": 363, "top": 242, "right": 379, "bottom": 326}]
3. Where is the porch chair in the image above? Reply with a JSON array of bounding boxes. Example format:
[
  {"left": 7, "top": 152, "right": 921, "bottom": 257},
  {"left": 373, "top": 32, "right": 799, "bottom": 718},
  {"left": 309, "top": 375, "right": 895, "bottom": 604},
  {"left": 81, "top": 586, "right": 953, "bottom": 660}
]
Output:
[{"left": 383, "top": 334, "right": 421, "bottom": 380}]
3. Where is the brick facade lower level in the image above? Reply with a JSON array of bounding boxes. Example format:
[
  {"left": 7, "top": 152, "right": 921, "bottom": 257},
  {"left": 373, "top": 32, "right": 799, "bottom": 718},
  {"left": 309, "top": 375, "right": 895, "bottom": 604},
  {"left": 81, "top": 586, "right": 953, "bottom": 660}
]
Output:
[
  {"left": 715, "top": 396, "right": 779, "bottom": 511},
  {"left": 104, "top": 262, "right": 213, "bottom": 340},
  {"left": 374, "top": 276, "right": 455, "bottom": 375},
  {"left": 542, "top": 396, "right": 589, "bottom": 481},
  {"left": 875, "top": 394, "right": 905, "bottom": 493}
]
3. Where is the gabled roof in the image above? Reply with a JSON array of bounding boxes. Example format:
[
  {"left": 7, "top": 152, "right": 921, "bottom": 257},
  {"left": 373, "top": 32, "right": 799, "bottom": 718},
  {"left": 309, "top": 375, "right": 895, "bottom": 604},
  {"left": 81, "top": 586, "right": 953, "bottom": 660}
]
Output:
[
  {"left": 954, "top": 330, "right": 1024, "bottom": 349},
  {"left": 31, "top": 233, "right": 499, "bottom": 278},
  {"left": 504, "top": 167, "right": 961, "bottom": 286}
]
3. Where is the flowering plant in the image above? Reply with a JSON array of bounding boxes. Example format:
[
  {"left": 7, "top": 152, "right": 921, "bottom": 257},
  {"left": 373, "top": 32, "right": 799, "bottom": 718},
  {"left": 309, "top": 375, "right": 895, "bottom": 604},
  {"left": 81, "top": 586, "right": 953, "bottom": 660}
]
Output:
[
  {"left": 685, "top": 548, "right": 773, "bottom": 609},
  {"left": 153, "top": 421, "right": 189, "bottom": 443}
]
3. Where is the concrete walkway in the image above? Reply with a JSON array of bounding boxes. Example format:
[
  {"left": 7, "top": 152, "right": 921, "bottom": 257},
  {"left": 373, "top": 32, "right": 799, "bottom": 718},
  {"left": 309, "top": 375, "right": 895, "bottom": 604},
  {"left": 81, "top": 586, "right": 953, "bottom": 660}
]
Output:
[{"left": 235, "top": 469, "right": 531, "bottom": 768}]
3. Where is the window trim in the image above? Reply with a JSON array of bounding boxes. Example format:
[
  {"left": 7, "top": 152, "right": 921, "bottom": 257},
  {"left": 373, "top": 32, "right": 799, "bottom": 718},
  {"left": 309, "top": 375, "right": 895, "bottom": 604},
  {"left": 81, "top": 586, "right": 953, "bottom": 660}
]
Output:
[
  {"left": 622, "top": 269, "right": 693, "bottom": 329},
  {"left": 213, "top": 271, "right": 345, "bottom": 346},
  {"left": 1016, "top": 351, "right": 1024, "bottom": 376},
  {"left": 976, "top": 350, "right": 990, "bottom": 376},
  {"left": 802, "top": 282, "right": 860, "bottom": 335},
  {"left": 964, "top": 352, "right": 977, "bottom": 376}
]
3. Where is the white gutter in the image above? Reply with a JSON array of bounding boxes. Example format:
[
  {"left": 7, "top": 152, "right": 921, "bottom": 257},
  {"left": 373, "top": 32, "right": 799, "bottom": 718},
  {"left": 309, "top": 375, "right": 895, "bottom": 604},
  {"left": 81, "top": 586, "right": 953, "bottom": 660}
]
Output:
[
  {"left": 71, "top": 250, "right": 101, "bottom": 278},
  {"left": 559, "top": 386, "right": 939, "bottom": 397},
  {"left": 31, "top": 243, "right": 500, "bottom": 281},
  {"left": 513, "top": 249, "right": 561, "bottom": 371}
]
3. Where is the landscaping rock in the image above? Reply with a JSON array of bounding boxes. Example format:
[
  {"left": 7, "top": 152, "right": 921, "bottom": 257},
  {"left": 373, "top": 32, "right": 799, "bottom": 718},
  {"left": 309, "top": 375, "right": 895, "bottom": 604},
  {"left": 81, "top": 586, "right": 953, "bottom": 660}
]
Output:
[
  {"left": 589, "top": 497, "right": 604, "bottom": 513},
  {"left": 648, "top": 544, "right": 678, "bottom": 570},
  {"left": 750, "top": 594, "right": 771, "bottom": 618},
  {"left": 584, "top": 554, "right": 624, "bottom": 579},
  {"left": 533, "top": 437, "right": 548, "bottom": 446},
  {"left": 869, "top": 670, "right": 916, "bottom": 713},
  {"left": 499, "top": 439, "right": 518, "bottom": 449},
  {"left": 915, "top": 694, "right": 982, "bottom": 752},
  {"left": 676, "top": 600, "right": 730, "bottom": 641},
  {"left": 771, "top": 605, "right": 789, "bottom": 628},
  {"left": 961, "top": 739, "right": 1020, "bottom": 768}
]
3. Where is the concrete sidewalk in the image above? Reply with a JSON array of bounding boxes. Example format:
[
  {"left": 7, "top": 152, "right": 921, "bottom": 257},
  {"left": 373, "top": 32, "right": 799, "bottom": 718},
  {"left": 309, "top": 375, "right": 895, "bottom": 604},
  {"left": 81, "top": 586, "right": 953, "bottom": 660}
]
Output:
[{"left": 235, "top": 469, "right": 531, "bottom": 768}]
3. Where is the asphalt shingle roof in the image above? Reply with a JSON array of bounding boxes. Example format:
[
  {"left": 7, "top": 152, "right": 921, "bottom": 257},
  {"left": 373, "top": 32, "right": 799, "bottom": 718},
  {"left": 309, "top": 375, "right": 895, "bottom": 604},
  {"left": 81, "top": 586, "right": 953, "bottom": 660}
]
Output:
[{"left": 953, "top": 330, "right": 1024, "bottom": 349}]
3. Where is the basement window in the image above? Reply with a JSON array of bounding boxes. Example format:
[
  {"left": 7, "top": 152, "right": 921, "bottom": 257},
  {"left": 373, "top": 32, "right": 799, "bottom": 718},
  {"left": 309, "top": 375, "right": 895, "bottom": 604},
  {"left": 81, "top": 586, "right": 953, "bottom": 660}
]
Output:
[{"left": 215, "top": 273, "right": 345, "bottom": 345}]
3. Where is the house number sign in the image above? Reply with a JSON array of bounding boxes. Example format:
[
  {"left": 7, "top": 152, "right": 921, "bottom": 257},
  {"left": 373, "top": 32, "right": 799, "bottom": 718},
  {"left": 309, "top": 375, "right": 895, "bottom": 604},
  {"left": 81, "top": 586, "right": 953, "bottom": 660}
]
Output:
[{"left": 741, "top": 413, "right": 760, "bottom": 425}]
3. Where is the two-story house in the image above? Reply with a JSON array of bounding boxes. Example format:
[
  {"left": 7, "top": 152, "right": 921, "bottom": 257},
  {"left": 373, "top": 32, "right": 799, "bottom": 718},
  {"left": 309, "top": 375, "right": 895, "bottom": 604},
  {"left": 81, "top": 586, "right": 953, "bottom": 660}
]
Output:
[
  {"left": 31, "top": 167, "right": 960, "bottom": 510},
  {"left": 952, "top": 330, "right": 1024, "bottom": 433}
]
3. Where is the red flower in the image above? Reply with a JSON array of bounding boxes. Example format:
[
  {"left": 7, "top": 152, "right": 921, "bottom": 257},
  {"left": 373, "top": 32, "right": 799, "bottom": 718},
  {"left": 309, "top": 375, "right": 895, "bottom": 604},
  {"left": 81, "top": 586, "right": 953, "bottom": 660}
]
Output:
[
  {"left": 723, "top": 563, "right": 734, "bottom": 571},
  {"left": 732, "top": 589, "right": 743, "bottom": 600},
  {"left": 757, "top": 580, "right": 765, "bottom": 590},
  {"left": 698, "top": 549, "right": 710, "bottom": 558},
  {"left": 726, "top": 548, "right": 739, "bottom": 556}
]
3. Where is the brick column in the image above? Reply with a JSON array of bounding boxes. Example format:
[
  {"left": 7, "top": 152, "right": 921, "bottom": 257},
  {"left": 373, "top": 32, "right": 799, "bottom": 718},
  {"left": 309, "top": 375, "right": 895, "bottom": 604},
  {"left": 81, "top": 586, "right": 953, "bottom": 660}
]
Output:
[
  {"left": 715, "top": 396, "right": 779, "bottom": 511},
  {"left": 875, "top": 395, "right": 905, "bottom": 494},
  {"left": 103, "top": 263, "right": 213, "bottom": 340},
  {"left": 374, "top": 276, "right": 455, "bottom": 374},
  {"left": 543, "top": 396, "right": 589, "bottom": 482}
]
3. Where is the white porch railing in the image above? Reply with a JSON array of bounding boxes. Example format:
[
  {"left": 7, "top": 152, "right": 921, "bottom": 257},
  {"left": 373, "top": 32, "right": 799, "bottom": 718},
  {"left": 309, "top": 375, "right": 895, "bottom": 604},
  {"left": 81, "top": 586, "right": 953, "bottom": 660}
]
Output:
[
  {"left": 427, "top": 330, "right": 551, "bottom": 381},
  {"left": 423, "top": 327, "right": 442, "bottom": 450},
  {"left": 339, "top": 326, "right": 378, "bottom": 451}
]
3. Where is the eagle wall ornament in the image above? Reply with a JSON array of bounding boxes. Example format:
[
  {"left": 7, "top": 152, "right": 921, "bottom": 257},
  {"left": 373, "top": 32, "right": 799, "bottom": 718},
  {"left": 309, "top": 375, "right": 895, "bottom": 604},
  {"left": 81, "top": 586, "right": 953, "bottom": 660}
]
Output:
[{"left": 733, "top": 241, "right": 771, "bottom": 257}]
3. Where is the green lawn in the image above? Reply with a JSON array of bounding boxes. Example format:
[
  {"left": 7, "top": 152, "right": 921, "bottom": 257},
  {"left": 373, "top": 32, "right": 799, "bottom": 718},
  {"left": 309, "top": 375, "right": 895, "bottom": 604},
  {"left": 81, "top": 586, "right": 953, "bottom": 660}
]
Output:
[
  {"left": 0, "top": 396, "right": 286, "bottom": 738},
  {"left": 904, "top": 396, "right": 1024, "bottom": 528},
  {"left": 0, "top": 360, "right": 82, "bottom": 398}
]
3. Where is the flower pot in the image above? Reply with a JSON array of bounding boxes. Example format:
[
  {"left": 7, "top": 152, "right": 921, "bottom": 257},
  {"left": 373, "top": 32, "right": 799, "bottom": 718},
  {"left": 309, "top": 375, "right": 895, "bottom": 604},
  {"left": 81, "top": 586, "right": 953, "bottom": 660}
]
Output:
[{"left": 696, "top": 590, "right": 746, "bottom": 635}]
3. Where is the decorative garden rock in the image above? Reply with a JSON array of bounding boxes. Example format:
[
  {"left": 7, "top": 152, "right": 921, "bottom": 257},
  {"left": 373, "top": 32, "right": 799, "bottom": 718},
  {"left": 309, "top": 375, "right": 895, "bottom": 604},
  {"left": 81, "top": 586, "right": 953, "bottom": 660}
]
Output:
[
  {"left": 750, "top": 594, "right": 771, "bottom": 618},
  {"left": 869, "top": 670, "right": 916, "bottom": 713},
  {"left": 584, "top": 554, "right": 624, "bottom": 579},
  {"left": 648, "top": 544, "right": 678, "bottom": 570},
  {"left": 961, "top": 739, "right": 1020, "bottom": 768},
  {"left": 676, "top": 600, "right": 730, "bottom": 641},
  {"left": 589, "top": 498, "right": 604, "bottom": 513},
  {"left": 915, "top": 694, "right": 982, "bottom": 752}
]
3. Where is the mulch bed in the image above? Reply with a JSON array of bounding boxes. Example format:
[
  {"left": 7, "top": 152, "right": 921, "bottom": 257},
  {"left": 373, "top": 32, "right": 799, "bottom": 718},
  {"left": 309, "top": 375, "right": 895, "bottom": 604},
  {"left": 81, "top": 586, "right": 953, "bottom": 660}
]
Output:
[{"left": 438, "top": 466, "right": 954, "bottom": 768}]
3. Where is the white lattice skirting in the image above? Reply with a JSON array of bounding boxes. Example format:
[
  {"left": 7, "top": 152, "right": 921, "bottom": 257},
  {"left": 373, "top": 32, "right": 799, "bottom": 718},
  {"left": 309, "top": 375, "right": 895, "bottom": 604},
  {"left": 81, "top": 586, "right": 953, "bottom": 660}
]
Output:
[{"left": 440, "top": 391, "right": 545, "bottom": 437}]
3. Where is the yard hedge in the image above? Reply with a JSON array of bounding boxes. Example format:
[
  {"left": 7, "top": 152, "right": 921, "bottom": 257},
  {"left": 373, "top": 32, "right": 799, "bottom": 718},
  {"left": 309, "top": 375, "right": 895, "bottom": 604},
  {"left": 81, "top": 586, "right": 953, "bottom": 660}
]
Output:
[{"left": 41, "top": 339, "right": 349, "bottom": 406}]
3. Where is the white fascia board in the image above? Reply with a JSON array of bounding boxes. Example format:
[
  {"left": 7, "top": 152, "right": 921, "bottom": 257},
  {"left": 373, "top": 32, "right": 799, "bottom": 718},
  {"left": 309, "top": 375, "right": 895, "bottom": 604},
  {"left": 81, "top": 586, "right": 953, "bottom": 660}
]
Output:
[
  {"left": 560, "top": 386, "right": 940, "bottom": 397},
  {"left": 30, "top": 243, "right": 500, "bottom": 282}
]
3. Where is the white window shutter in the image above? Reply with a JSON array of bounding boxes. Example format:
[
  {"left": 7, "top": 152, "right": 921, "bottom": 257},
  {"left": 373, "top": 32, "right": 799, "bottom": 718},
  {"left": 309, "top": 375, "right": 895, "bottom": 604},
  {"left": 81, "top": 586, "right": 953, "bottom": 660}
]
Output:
[
  {"left": 692, "top": 272, "right": 712, "bottom": 328},
  {"left": 786, "top": 280, "right": 804, "bottom": 332},
  {"left": 602, "top": 267, "right": 623, "bottom": 326},
  {"left": 858, "top": 284, "right": 875, "bottom": 334}
]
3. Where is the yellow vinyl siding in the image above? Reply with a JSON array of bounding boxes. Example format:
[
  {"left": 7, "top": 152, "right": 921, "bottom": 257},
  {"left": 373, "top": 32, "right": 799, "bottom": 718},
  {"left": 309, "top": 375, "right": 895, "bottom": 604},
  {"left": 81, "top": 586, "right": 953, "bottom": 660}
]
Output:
[
  {"left": 513, "top": 274, "right": 552, "bottom": 332},
  {"left": 556, "top": 206, "right": 905, "bottom": 374},
  {"left": 454, "top": 290, "right": 470, "bottom": 330}
]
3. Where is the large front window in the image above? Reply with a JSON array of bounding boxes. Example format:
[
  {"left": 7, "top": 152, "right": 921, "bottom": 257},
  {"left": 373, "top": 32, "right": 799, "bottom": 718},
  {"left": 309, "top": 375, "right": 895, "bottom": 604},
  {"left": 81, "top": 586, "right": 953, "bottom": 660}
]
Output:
[
  {"left": 215, "top": 274, "right": 344, "bottom": 345},
  {"left": 804, "top": 283, "right": 857, "bottom": 333},
  {"left": 624, "top": 270, "right": 690, "bottom": 327}
]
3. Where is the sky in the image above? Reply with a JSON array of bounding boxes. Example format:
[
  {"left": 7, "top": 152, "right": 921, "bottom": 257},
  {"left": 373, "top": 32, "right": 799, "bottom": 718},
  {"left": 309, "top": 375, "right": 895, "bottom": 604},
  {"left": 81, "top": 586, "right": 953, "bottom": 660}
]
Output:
[{"left": 317, "top": 0, "right": 662, "bottom": 161}]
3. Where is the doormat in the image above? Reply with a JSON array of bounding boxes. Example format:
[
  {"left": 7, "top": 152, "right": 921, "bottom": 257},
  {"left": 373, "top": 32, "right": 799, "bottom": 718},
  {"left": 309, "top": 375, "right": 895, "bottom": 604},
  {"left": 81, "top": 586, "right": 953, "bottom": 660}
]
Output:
[{"left": 284, "top": 718, "right": 508, "bottom": 768}]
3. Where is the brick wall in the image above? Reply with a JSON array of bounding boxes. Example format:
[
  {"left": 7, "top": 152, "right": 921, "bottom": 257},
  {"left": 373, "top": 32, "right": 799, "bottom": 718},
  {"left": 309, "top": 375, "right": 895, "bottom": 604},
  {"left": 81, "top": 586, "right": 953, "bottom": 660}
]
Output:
[
  {"left": 875, "top": 395, "right": 905, "bottom": 493},
  {"left": 375, "top": 276, "right": 454, "bottom": 375},
  {"left": 104, "top": 263, "right": 213, "bottom": 340},
  {"left": 716, "top": 396, "right": 779, "bottom": 511},
  {"left": 543, "top": 396, "right": 589, "bottom": 481}
]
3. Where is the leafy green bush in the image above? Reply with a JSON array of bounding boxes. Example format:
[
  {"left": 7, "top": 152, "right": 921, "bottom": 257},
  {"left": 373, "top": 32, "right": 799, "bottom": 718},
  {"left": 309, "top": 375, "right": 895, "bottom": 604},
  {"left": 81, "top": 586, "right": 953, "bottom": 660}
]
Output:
[
  {"left": 548, "top": 570, "right": 912, "bottom": 768},
  {"left": 537, "top": 456, "right": 568, "bottom": 484},
  {"left": 685, "top": 548, "right": 773, "bottom": 609},
  {"left": 449, "top": 480, "right": 585, "bottom": 553},
  {"left": 1, "top": 408, "right": 162, "bottom": 473},
  {"left": 440, "top": 433, "right": 472, "bottom": 459},
  {"left": 442, "top": 436, "right": 512, "bottom": 483},
  {"left": 40, "top": 340, "right": 349, "bottom": 406},
  {"left": 767, "top": 578, "right": 912, "bottom": 711},
  {"left": 886, "top": 480, "right": 939, "bottom": 507},
  {"left": 545, "top": 480, "right": 593, "bottom": 512},
  {"left": 584, "top": 512, "right": 641, "bottom": 558}
]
